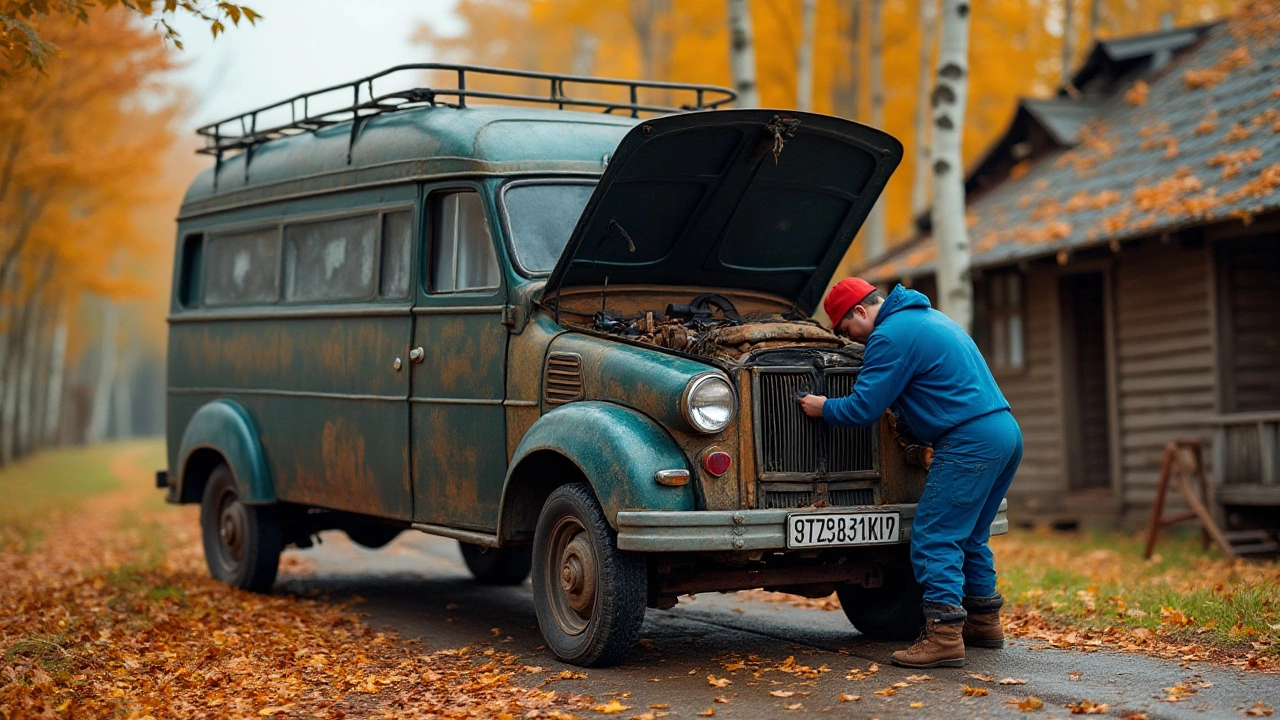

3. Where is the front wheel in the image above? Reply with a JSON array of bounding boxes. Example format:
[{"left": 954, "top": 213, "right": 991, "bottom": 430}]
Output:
[
  {"left": 460, "top": 542, "right": 532, "bottom": 585},
  {"left": 837, "top": 551, "right": 925, "bottom": 640},
  {"left": 200, "top": 464, "right": 283, "bottom": 593},
  {"left": 531, "top": 483, "right": 647, "bottom": 667}
]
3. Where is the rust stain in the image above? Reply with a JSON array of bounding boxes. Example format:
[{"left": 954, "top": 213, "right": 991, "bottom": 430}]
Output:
[{"left": 319, "top": 417, "right": 383, "bottom": 516}]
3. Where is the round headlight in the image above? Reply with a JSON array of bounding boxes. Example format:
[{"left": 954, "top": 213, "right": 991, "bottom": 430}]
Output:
[{"left": 683, "top": 374, "right": 735, "bottom": 434}]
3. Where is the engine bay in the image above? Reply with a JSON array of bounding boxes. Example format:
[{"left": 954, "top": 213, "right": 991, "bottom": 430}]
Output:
[{"left": 585, "top": 293, "right": 862, "bottom": 365}]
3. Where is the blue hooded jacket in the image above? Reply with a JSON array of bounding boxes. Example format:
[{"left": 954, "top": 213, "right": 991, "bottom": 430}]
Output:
[{"left": 822, "top": 284, "right": 1010, "bottom": 443}]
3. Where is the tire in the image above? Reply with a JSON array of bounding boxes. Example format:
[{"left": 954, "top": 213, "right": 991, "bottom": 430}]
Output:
[
  {"left": 344, "top": 521, "right": 402, "bottom": 550},
  {"left": 200, "top": 463, "right": 283, "bottom": 593},
  {"left": 531, "top": 483, "right": 647, "bottom": 667},
  {"left": 837, "top": 552, "right": 925, "bottom": 640},
  {"left": 460, "top": 542, "right": 532, "bottom": 585}
]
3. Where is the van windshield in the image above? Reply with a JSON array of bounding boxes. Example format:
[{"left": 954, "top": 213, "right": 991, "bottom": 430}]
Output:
[{"left": 501, "top": 182, "right": 596, "bottom": 275}]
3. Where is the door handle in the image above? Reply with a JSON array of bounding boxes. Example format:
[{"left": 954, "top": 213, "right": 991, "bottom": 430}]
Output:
[{"left": 409, "top": 346, "right": 425, "bottom": 363}]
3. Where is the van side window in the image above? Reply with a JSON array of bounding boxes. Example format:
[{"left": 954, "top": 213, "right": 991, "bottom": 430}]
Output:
[
  {"left": 283, "top": 215, "right": 378, "bottom": 303},
  {"left": 380, "top": 210, "right": 413, "bottom": 299},
  {"left": 204, "top": 228, "right": 280, "bottom": 306},
  {"left": 177, "top": 233, "right": 203, "bottom": 308},
  {"left": 430, "top": 190, "right": 500, "bottom": 293}
]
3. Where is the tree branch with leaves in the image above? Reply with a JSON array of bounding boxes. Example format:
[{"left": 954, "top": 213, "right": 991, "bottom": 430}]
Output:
[{"left": 1, "top": 0, "right": 259, "bottom": 75}]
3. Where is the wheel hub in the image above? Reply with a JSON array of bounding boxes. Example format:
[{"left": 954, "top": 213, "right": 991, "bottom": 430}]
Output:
[
  {"left": 546, "top": 517, "right": 596, "bottom": 636},
  {"left": 217, "top": 494, "right": 248, "bottom": 564}
]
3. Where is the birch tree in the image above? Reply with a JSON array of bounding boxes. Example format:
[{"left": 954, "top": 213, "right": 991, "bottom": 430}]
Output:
[
  {"left": 833, "top": 0, "right": 862, "bottom": 120},
  {"left": 911, "top": 0, "right": 940, "bottom": 220},
  {"left": 1061, "top": 0, "right": 1077, "bottom": 85},
  {"left": 728, "top": 0, "right": 759, "bottom": 107},
  {"left": 931, "top": 0, "right": 973, "bottom": 331},
  {"left": 85, "top": 300, "right": 118, "bottom": 444},
  {"left": 1089, "top": 0, "right": 1104, "bottom": 40},
  {"left": 862, "top": 0, "right": 887, "bottom": 259},
  {"left": 42, "top": 316, "right": 67, "bottom": 443},
  {"left": 797, "top": 0, "right": 818, "bottom": 111}
]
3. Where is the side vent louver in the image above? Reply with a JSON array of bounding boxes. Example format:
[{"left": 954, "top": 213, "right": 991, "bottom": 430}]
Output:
[{"left": 544, "top": 352, "right": 584, "bottom": 405}]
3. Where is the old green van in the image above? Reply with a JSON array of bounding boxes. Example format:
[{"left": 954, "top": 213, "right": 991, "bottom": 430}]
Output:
[{"left": 162, "top": 65, "right": 1008, "bottom": 667}]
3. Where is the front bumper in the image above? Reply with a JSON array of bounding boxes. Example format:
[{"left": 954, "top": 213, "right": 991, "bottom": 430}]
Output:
[{"left": 616, "top": 499, "right": 1008, "bottom": 553}]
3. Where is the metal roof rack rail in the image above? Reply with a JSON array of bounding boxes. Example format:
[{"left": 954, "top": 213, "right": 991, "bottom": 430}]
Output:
[{"left": 195, "top": 63, "right": 737, "bottom": 174}]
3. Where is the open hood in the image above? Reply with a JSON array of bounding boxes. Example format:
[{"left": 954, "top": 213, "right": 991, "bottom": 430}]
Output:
[{"left": 541, "top": 109, "right": 903, "bottom": 316}]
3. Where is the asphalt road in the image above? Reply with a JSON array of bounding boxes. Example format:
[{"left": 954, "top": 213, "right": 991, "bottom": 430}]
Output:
[{"left": 278, "top": 531, "right": 1279, "bottom": 719}]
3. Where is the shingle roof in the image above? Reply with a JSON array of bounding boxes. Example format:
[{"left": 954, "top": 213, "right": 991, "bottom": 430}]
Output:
[{"left": 862, "top": 3, "right": 1280, "bottom": 283}]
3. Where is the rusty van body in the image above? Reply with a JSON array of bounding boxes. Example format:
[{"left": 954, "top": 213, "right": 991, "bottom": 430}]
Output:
[{"left": 161, "top": 65, "right": 1008, "bottom": 667}]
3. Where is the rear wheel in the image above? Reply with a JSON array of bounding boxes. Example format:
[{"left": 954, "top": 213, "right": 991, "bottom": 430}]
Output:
[
  {"left": 837, "top": 552, "right": 925, "bottom": 640},
  {"left": 460, "top": 542, "right": 532, "bottom": 585},
  {"left": 531, "top": 483, "right": 646, "bottom": 667},
  {"left": 200, "top": 464, "right": 283, "bottom": 592}
]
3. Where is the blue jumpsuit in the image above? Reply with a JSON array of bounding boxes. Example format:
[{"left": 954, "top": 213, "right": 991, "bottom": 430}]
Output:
[{"left": 822, "top": 285, "right": 1023, "bottom": 611}]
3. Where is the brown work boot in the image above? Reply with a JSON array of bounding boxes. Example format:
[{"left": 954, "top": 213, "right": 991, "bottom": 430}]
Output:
[
  {"left": 962, "top": 593, "right": 1005, "bottom": 649},
  {"left": 890, "top": 608, "right": 966, "bottom": 669}
]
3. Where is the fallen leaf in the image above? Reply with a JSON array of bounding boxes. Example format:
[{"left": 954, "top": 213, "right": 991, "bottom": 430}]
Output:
[
  {"left": 892, "top": 681, "right": 911, "bottom": 689},
  {"left": 1007, "top": 696, "right": 1044, "bottom": 711},
  {"left": 1069, "top": 672, "right": 1083, "bottom": 682},
  {"left": 1162, "top": 683, "right": 1197, "bottom": 702},
  {"left": 722, "top": 660, "right": 745, "bottom": 671},
  {"left": 904, "top": 674, "right": 933, "bottom": 682},
  {"left": 839, "top": 693, "right": 861, "bottom": 702},
  {"left": 592, "top": 699, "right": 631, "bottom": 714},
  {"left": 785, "top": 703, "right": 803, "bottom": 710},
  {"left": 1065, "top": 700, "right": 1110, "bottom": 714},
  {"left": 1119, "top": 712, "right": 1150, "bottom": 720},
  {"left": 770, "top": 690, "right": 797, "bottom": 698},
  {"left": 999, "top": 678, "right": 1028, "bottom": 685},
  {"left": 910, "top": 701, "right": 925, "bottom": 708},
  {"left": 696, "top": 710, "right": 715, "bottom": 718},
  {"left": 963, "top": 686, "right": 989, "bottom": 697},
  {"left": 1245, "top": 702, "right": 1274, "bottom": 717},
  {"left": 649, "top": 704, "right": 670, "bottom": 710},
  {"left": 707, "top": 674, "right": 731, "bottom": 688},
  {"left": 874, "top": 687, "right": 897, "bottom": 696},
  {"left": 967, "top": 672, "right": 995, "bottom": 682},
  {"left": 713, "top": 696, "right": 730, "bottom": 704}
]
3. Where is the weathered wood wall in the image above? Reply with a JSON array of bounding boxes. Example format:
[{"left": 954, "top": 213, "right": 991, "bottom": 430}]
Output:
[
  {"left": 1112, "top": 240, "right": 1216, "bottom": 514},
  {"left": 992, "top": 266, "right": 1066, "bottom": 512}
]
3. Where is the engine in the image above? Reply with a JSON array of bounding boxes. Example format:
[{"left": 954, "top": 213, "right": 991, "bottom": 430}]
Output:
[{"left": 588, "top": 293, "right": 859, "bottom": 364}]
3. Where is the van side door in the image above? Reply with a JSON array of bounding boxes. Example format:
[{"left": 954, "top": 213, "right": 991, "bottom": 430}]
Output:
[{"left": 409, "top": 183, "right": 510, "bottom": 532}]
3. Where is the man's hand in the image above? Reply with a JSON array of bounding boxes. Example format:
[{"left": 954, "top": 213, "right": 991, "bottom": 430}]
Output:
[{"left": 798, "top": 393, "right": 827, "bottom": 418}]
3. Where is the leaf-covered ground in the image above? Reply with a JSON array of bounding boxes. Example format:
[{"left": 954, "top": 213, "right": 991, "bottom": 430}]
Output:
[
  {"left": 0, "top": 442, "right": 592, "bottom": 719},
  {"left": 744, "top": 529, "right": 1279, "bottom": 670}
]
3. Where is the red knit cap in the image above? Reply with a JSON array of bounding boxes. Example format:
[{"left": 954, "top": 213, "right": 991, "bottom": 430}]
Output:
[{"left": 824, "top": 277, "right": 877, "bottom": 326}]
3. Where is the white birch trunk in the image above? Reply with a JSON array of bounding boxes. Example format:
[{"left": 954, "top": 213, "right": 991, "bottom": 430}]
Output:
[
  {"left": 797, "top": 0, "right": 818, "bottom": 112},
  {"left": 112, "top": 344, "right": 136, "bottom": 441},
  {"left": 43, "top": 318, "right": 67, "bottom": 445},
  {"left": 862, "top": 0, "right": 887, "bottom": 259},
  {"left": 572, "top": 31, "right": 599, "bottom": 77},
  {"left": 1089, "top": 0, "right": 1103, "bottom": 39},
  {"left": 1061, "top": 0, "right": 1077, "bottom": 86},
  {"left": 728, "top": 0, "right": 760, "bottom": 108},
  {"left": 0, "top": 335, "right": 19, "bottom": 464},
  {"left": 16, "top": 298, "right": 40, "bottom": 456},
  {"left": 911, "top": 0, "right": 940, "bottom": 220},
  {"left": 931, "top": 0, "right": 973, "bottom": 331},
  {"left": 86, "top": 301, "right": 119, "bottom": 444}
]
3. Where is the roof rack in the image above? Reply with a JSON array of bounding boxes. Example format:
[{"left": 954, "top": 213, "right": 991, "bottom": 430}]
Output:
[{"left": 195, "top": 63, "right": 737, "bottom": 167}]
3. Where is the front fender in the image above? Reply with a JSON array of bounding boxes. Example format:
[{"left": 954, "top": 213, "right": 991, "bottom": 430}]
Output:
[
  {"left": 176, "top": 399, "right": 275, "bottom": 505},
  {"left": 505, "top": 401, "right": 693, "bottom": 525}
]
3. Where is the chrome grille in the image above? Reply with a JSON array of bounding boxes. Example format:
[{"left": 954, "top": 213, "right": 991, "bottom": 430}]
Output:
[
  {"left": 825, "top": 372, "right": 878, "bottom": 473},
  {"left": 763, "top": 486, "right": 876, "bottom": 509},
  {"left": 756, "top": 369, "right": 878, "bottom": 476},
  {"left": 757, "top": 370, "right": 820, "bottom": 473}
]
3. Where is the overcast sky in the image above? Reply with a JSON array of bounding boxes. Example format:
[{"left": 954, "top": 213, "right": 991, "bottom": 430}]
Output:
[{"left": 164, "top": 0, "right": 463, "bottom": 131}]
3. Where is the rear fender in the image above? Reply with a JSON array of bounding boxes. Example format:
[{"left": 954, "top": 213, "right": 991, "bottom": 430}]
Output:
[{"left": 176, "top": 399, "right": 275, "bottom": 505}]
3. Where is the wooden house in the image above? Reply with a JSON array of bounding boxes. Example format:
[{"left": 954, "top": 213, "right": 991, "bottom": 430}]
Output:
[{"left": 859, "top": 7, "right": 1280, "bottom": 529}]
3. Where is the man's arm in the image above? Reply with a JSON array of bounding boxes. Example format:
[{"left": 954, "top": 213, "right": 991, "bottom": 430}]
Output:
[{"left": 813, "top": 336, "right": 912, "bottom": 428}]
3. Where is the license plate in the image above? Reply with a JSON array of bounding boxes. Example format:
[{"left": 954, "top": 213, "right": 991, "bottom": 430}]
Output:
[{"left": 786, "top": 511, "right": 901, "bottom": 548}]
